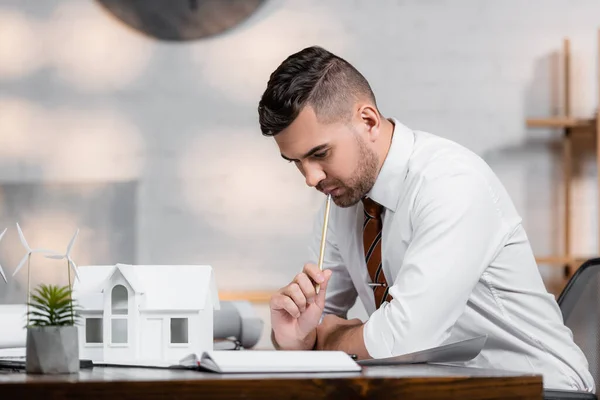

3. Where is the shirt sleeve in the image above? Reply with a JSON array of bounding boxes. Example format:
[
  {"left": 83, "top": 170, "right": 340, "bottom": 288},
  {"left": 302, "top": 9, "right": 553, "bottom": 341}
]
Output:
[
  {"left": 363, "top": 169, "right": 511, "bottom": 358},
  {"left": 307, "top": 202, "right": 358, "bottom": 319}
]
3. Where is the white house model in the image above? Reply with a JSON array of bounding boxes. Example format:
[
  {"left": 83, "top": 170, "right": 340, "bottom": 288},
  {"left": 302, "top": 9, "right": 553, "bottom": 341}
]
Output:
[{"left": 72, "top": 264, "right": 220, "bottom": 364}]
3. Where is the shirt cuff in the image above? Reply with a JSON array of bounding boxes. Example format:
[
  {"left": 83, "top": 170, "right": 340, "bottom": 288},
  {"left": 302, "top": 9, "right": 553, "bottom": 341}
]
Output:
[{"left": 363, "top": 305, "right": 394, "bottom": 358}]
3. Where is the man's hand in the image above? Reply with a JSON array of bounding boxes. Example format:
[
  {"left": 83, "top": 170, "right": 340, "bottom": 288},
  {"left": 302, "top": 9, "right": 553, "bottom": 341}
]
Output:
[
  {"left": 270, "top": 263, "right": 332, "bottom": 350},
  {"left": 316, "top": 314, "right": 371, "bottom": 360}
]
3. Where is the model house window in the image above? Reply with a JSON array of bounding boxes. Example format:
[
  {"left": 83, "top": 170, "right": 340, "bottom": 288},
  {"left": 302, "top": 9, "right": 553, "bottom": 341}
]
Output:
[
  {"left": 111, "top": 285, "right": 128, "bottom": 315},
  {"left": 85, "top": 318, "right": 103, "bottom": 344},
  {"left": 170, "top": 318, "right": 188, "bottom": 344},
  {"left": 111, "top": 319, "right": 128, "bottom": 344},
  {"left": 111, "top": 285, "right": 128, "bottom": 344}
]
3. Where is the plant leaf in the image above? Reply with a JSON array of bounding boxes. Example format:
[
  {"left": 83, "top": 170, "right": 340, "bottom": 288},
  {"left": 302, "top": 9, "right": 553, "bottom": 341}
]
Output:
[{"left": 26, "top": 283, "right": 79, "bottom": 326}]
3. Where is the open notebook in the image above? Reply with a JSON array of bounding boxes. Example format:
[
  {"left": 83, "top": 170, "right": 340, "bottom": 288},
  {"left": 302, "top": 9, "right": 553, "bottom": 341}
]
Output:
[{"left": 179, "top": 350, "right": 362, "bottom": 373}]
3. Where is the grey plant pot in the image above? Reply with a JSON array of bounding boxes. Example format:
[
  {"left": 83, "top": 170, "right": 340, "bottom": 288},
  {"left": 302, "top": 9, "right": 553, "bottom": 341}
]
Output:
[{"left": 26, "top": 326, "right": 80, "bottom": 374}]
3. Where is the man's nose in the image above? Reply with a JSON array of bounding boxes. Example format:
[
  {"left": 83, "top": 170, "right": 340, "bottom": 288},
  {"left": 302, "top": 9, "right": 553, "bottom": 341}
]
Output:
[{"left": 304, "top": 164, "right": 325, "bottom": 188}]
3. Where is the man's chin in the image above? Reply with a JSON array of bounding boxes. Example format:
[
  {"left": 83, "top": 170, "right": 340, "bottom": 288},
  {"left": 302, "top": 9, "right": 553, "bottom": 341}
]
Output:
[{"left": 331, "top": 193, "right": 361, "bottom": 208}]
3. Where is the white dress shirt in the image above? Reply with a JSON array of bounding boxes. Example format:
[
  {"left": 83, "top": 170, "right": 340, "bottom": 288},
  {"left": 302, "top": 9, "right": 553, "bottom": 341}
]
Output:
[{"left": 308, "top": 118, "right": 594, "bottom": 391}]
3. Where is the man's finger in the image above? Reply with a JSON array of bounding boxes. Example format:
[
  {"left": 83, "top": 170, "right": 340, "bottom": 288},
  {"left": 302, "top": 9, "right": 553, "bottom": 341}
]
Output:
[
  {"left": 281, "top": 283, "right": 307, "bottom": 313},
  {"left": 294, "top": 273, "right": 317, "bottom": 304},
  {"left": 271, "top": 294, "right": 301, "bottom": 318},
  {"left": 315, "top": 269, "right": 333, "bottom": 307},
  {"left": 302, "top": 263, "right": 326, "bottom": 286}
]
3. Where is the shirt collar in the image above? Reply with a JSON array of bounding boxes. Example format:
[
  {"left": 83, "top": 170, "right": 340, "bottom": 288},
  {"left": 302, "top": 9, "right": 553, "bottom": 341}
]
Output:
[{"left": 365, "top": 118, "right": 414, "bottom": 212}]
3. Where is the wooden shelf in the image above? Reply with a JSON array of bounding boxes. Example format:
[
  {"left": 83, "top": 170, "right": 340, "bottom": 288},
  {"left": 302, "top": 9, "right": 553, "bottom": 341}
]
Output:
[
  {"left": 528, "top": 32, "right": 600, "bottom": 276},
  {"left": 526, "top": 117, "right": 595, "bottom": 129},
  {"left": 219, "top": 290, "right": 273, "bottom": 303},
  {"left": 535, "top": 256, "right": 591, "bottom": 265}
]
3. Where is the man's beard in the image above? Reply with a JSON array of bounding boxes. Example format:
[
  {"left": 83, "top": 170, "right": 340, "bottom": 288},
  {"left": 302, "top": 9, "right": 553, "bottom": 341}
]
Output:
[{"left": 320, "top": 137, "right": 379, "bottom": 208}]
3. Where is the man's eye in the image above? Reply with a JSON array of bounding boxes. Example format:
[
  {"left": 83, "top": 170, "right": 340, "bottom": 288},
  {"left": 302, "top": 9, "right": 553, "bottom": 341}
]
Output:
[{"left": 313, "top": 151, "right": 328, "bottom": 159}]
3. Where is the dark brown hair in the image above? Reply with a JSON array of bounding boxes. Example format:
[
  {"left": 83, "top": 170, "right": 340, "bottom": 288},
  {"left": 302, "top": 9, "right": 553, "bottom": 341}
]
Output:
[{"left": 258, "top": 46, "right": 377, "bottom": 136}]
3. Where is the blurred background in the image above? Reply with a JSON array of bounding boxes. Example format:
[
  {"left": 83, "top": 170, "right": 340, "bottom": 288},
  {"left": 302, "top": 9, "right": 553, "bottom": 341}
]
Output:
[{"left": 0, "top": 0, "right": 599, "bottom": 349}]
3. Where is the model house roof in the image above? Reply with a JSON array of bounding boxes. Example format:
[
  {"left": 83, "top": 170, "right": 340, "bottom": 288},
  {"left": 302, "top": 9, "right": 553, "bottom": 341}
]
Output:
[{"left": 72, "top": 264, "right": 220, "bottom": 311}]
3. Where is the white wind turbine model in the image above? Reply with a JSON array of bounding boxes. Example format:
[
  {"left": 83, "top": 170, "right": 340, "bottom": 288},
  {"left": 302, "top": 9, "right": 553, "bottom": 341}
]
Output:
[
  {"left": 46, "top": 228, "right": 81, "bottom": 287},
  {"left": 0, "top": 228, "right": 7, "bottom": 283},
  {"left": 12, "top": 223, "right": 59, "bottom": 324},
  {"left": 45, "top": 228, "right": 80, "bottom": 324}
]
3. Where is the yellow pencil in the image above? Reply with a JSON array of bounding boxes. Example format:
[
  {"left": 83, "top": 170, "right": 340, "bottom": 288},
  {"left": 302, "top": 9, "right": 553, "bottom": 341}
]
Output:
[{"left": 315, "top": 194, "right": 332, "bottom": 294}]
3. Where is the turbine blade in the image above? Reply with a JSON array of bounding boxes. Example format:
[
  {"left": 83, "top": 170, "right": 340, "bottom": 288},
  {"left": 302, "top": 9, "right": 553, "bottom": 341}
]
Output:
[
  {"left": 66, "top": 228, "right": 79, "bottom": 256},
  {"left": 16, "top": 223, "right": 30, "bottom": 252},
  {"left": 69, "top": 259, "right": 81, "bottom": 282},
  {"left": 45, "top": 254, "right": 65, "bottom": 260},
  {"left": 32, "top": 248, "right": 59, "bottom": 255},
  {"left": 12, "top": 254, "right": 29, "bottom": 276},
  {"left": 0, "top": 264, "right": 7, "bottom": 283},
  {"left": 0, "top": 228, "right": 7, "bottom": 242}
]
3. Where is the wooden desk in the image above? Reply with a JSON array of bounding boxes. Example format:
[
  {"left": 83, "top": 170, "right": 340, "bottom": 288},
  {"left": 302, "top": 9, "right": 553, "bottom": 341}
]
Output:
[{"left": 0, "top": 364, "right": 542, "bottom": 399}]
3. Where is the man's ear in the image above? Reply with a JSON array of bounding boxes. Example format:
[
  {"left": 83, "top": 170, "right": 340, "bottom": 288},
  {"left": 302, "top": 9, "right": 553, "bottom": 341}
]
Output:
[{"left": 357, "top": 104, "right": 381, "bottom": 143}]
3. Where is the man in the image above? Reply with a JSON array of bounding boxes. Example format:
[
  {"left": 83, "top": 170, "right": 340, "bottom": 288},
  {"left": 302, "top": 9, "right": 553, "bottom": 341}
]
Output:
[{"left": 257, "top": 45, "right": 594, "bottom": 391}]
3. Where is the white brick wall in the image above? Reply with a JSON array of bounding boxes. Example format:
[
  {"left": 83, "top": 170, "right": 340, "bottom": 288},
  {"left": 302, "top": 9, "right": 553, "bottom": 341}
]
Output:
[{"left": 1, "top": 0, "right": 599, "bottom": 348}]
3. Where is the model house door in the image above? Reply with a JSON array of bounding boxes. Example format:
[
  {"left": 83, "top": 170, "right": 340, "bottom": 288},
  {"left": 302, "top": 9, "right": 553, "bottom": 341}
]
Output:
[{"left": 141, "top": 318, "right": 163, "bottom": 360}]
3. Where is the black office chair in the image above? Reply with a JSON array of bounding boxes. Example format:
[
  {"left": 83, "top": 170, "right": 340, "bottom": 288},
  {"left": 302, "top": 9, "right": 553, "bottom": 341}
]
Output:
[{"left": 543, "top": 258, "right": 600, "bottom": 400}]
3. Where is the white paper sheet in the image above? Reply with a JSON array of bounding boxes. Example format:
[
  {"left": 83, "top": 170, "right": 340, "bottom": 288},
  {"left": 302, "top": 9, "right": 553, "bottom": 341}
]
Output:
[
  {"left": 358, "top": 335, "right": 487, "bottom": 366},
  {"left": 0, "top": 348, "right": 25, "bottom": 358},
  {"left": 0, "top": 305, "right": 27, "bottom": 349}
]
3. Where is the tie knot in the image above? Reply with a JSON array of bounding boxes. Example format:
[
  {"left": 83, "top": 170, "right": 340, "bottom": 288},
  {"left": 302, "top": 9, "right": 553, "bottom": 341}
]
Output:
[{"left": 362, "top": 197, "right": 383, "bottom": 219}]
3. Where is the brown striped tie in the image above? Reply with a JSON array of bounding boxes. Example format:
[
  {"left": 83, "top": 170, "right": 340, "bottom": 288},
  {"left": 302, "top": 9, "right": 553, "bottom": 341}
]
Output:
[{"left": 362, "top": 197, "right": 393, "bottom": 308}]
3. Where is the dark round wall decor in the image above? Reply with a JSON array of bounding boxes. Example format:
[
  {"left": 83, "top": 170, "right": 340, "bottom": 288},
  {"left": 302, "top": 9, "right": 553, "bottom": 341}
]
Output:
[{"left": 95, "top": 0, "right": 266, "bottom": 41}]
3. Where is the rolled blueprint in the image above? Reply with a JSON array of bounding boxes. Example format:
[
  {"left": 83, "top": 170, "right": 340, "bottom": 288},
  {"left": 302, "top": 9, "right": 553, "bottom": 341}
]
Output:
[{"left": 214, "top": 301, "right": 263, "bottom": 349}]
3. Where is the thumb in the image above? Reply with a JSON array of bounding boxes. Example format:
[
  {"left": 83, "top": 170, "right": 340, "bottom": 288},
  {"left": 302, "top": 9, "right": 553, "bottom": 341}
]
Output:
[{"left": 315, "top": 269, "right": 333, "bottom": 308}]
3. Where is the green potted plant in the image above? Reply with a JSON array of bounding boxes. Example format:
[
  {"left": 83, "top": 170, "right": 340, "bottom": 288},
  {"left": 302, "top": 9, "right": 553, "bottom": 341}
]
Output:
[{"left": 25, "top": 283, "right": 81, "bottom": 374}]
